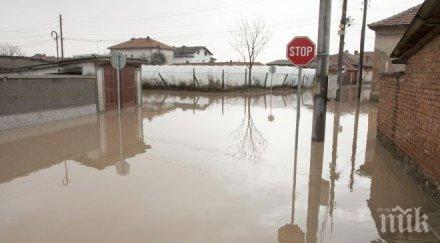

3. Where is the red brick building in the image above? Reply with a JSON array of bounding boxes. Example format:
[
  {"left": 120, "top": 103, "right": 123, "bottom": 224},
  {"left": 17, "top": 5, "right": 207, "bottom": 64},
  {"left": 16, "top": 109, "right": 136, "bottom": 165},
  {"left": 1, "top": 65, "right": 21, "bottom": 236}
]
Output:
[{"left": 377, "top": 0, "right": 440, "bottom": 193}]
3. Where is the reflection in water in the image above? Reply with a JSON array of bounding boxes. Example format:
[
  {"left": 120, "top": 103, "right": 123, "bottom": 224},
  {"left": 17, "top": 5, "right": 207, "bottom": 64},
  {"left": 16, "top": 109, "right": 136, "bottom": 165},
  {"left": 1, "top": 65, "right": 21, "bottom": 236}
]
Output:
[
  {"left": 349, "top": 101, "right": 360, "bottom": 191},
  {"left": 329, "top": 100, "right": 341, "bottom": 228},
  {"left": 0, "top": 109, "right": 149, "bottom": 184},
  {"left": 306, "top": 141, "right": 325, "bottom": 243},
  {"left": 0, "top": 88, "right": 439, "bottom": 243},
  {"left": 230, "top": 97, "right": 267, "bottom": 159},
  {"left": 62, "top": 160, "right": 70, "bottom": 186},
  {"left": 277, "top": 92, "right": 305, "bottom": 243}
]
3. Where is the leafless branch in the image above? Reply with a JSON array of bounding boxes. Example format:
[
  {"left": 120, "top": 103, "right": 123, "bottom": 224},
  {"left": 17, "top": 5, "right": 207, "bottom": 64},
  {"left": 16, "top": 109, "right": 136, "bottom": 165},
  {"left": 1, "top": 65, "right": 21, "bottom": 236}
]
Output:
[
  {"left": 0, "top": 43, "right": 24, "bottom": 56},
  {"left": 231, "top": 17, "right": 271, "bottom": 85}
]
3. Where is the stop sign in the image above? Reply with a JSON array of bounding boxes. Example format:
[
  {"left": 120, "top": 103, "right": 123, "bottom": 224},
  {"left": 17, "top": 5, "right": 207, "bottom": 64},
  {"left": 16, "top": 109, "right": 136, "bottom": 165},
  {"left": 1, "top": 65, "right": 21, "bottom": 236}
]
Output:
[{"left": 286, "top": 36, "right": 316, "bottom": 66}]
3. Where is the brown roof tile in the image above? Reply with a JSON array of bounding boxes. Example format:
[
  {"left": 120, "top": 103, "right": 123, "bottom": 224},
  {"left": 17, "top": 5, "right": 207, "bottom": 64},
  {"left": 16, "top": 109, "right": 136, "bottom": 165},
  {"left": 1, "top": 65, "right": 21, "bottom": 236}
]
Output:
[
  {"left": 108, "top": 37, "right": 173, "bottom": 51},
  {"left": 368, "top": 4, "right": 421, "bottom": 30}
]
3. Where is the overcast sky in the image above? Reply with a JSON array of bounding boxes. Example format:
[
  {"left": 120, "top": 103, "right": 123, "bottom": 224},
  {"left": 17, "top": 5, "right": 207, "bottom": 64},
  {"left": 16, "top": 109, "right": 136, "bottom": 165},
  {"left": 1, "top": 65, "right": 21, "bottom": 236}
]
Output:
[{"left": 0, "top": 0, "right": 424, "bottom": 62}]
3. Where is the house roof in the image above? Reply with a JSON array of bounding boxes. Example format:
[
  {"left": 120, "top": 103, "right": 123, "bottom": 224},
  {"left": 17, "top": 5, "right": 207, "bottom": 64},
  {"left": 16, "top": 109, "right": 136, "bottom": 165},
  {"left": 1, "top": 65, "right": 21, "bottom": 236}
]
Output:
[
  {"left": 392, "top": 0, "right": 440, "bottom": 63},
  {"left": 267, "top": 51, "right": 374, "bottom": 70},
  {"left": 266, "top": 59, "right": 317, "bottom": 68},
  {"left": 108, "top": 37, "right": 174, "bottom": 51},
  {"left": 329, "top": 51, "right": 374, "bottom": 68},
  {"left": 1, "top": 55, "right": 148, "bottom": 74},
  {"left": 266, "top": 59, "right": 292, "bottom": 66},
  {"left": 368, "top": 4, "right": 421, "bottom": 30},
  {"left": 0, "top": 55, "right": 51, "bottom": 71},
  {"left": 174, "top": 46, "right": 213, "bottom": 57},
  {"left": 173, "top": 61, "right": 264, "bottom": 66},
  {"left": 329, "top": 53, "right": 359, "bottom": 72}
]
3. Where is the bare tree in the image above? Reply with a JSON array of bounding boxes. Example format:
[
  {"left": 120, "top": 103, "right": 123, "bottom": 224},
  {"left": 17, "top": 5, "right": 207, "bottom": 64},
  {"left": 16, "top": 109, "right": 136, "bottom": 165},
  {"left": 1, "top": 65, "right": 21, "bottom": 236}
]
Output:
[
  {"left": 231, "top": 17, "right": 271, "bottom": 86},
  {"left": 0, "top": 43, "right": 24, "bottom": 56}
]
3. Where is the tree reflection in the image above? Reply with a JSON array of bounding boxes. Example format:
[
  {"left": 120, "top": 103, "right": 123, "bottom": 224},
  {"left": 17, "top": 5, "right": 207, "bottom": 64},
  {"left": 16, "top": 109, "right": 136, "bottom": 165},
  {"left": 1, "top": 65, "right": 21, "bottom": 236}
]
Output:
[{"left": 230, "top": 97, "right": 267, "bottom": 159}]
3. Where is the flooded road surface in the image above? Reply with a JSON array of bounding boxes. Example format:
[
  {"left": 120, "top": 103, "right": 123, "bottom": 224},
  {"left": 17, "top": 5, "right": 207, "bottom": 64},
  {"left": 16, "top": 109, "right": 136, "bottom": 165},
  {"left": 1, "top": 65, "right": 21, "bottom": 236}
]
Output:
[{"left": 1, "top": 88, "right": 439, "bottom": 243}]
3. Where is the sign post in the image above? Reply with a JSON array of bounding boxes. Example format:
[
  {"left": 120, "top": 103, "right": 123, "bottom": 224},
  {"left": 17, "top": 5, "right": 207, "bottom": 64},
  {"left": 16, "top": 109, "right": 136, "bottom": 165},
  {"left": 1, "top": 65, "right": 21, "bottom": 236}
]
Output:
[
  {"left": 111, "top": 53, "right": 128, "bottom": 175},
  {"left": 111, "top": 52, "right": 127, "bottom": 115},
  {"left": 268, "top": 65, "right": 276, "bottom": 122},
  {"left": 280, "top": 36, "right": 316, "bottom": 237},
  {"left": 286, "top": 36, "right": 316, "bottom": 149}
]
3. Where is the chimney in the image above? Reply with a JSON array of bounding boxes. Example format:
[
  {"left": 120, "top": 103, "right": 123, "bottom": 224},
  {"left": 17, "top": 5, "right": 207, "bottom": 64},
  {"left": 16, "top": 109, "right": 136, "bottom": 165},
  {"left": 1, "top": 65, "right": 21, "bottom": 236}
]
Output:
[{"left": 354, "top": 50, "right": 359, "bottom": 55}]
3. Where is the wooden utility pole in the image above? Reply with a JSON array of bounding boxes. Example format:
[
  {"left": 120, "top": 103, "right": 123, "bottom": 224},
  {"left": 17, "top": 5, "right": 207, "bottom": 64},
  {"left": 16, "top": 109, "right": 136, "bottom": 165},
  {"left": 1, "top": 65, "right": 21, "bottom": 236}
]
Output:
[
  {"left": 357, "top": 0, "right": 368, "bottom": 99},
  {"left": 336, "top": 0, "right": 348, "bottom": 101},
  {"left": 59, "top": 14, "right": 64, "bottom": 59},
  {"left": 312, "top": 0, "right": 332, "bottom": 141}
]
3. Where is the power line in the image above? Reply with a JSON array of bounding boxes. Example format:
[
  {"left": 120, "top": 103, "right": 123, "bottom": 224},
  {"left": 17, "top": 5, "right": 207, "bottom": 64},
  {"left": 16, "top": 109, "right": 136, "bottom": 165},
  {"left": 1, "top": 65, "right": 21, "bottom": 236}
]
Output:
[
  {"left": 67, "top": 0, "right": 266, "bottom": 23},
  {"left": 0, "top": 21, "right": 57, "bottom": 34}
]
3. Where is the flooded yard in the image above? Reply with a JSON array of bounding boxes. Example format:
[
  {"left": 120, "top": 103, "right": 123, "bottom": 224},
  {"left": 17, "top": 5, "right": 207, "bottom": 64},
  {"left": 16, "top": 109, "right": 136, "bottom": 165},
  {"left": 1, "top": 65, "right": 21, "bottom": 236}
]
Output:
[{"left": 0, "top": 88, "right": 439, "bottom": 243}]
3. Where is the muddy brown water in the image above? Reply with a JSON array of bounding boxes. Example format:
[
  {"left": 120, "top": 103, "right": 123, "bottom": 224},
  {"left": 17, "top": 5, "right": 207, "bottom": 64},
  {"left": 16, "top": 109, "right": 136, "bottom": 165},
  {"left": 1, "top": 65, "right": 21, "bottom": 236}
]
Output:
[{"left": 0, "top": 88, "right": 439, "bottom": 243}]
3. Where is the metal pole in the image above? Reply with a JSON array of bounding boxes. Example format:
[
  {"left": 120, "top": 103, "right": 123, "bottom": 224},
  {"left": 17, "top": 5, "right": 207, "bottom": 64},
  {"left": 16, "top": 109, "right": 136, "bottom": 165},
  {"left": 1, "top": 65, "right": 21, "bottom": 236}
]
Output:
[
  {"left": 51, "top": 31, "right": 59, "bottom": 61},
  {"left": 312, "top": 0, "right": 332, "bottom": 142},
  {"left": 270, "top": 72, "right": 274, "bottom": 93},
  {"left": 357, "top": 0, "right": 368, "bottom": 99},
  {"left": 59, "top": 14, "right": 64, "bottom": 59},
  {"left": 295, "top": 67, "right": 303, "bottom": 149},
  {"left": 116, "top": 56, "right": 122, "bottom": 115},
  {"left": 291, "top": 68, "right": 303, "bottom": 224},
  {"left": 336, "top": 0, "right": 348, "bottom": 101}
]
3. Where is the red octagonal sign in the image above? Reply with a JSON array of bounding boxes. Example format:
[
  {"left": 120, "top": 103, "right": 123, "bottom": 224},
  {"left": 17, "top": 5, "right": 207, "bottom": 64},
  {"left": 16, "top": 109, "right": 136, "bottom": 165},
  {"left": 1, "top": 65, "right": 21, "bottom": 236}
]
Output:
[{"left": 286, "top": 36, "right": 316, "bottom": 67}]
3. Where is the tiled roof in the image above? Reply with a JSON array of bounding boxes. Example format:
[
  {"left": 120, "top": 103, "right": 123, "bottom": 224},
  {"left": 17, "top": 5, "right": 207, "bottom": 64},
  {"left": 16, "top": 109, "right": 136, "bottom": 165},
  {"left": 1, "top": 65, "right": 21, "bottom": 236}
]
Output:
[
  {"left": 174, "top": 46, "right": 213, "bottom": 57},
  {"left": 266, "top": 59, "right": 292, "bottom": 66},
  {"left": 266, "top": 59, "right": 317, "bottom": 69},
  {"left": 368, "top": 4, "right": 421, "bottom": 30},
  {"left": 392, "top": 0, "right": 440, "bottom": 62},
  {"left": 329, "top": 51, "right": 374, "bottom": 68},
  {"left": 173, "top": 61, "right": 264, "bottom": 66},
  {"left": 108, "top": 37, "right": 173, "bottom": 51}
]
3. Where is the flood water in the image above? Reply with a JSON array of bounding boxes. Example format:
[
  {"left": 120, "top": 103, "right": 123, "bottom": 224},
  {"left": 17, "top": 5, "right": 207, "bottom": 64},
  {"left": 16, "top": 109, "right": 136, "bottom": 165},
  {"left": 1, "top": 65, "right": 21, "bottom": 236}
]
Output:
[{"left": 1, "top": 88, "right": 439, "bottom": 243}]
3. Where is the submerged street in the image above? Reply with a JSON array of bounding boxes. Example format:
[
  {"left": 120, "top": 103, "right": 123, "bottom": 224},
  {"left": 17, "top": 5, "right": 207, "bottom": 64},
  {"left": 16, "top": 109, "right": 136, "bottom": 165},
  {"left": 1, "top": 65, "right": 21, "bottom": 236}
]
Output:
[{"left": 0, "top": 88, "right": 439, "bottom": 243}]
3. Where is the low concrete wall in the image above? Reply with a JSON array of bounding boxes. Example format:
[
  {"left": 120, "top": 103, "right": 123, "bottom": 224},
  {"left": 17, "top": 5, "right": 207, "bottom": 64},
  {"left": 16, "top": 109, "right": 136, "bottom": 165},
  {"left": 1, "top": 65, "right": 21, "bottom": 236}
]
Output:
[{"left": 0, "top": 75, "right": 97, "bottom": 130}]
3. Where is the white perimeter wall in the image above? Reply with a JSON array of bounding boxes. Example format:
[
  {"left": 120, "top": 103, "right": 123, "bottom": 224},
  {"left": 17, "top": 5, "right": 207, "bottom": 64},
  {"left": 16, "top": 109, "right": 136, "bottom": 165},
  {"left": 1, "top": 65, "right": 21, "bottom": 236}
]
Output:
[{"left": 142, "top": 65, "right": 316, "bottom": 87}]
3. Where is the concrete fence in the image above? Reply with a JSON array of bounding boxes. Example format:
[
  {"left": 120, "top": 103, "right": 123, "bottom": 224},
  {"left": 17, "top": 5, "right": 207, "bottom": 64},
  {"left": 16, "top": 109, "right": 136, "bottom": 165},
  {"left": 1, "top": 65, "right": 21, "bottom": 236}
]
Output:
[{"left": 0, "top": 75, "right": 97, "bottom": 130}]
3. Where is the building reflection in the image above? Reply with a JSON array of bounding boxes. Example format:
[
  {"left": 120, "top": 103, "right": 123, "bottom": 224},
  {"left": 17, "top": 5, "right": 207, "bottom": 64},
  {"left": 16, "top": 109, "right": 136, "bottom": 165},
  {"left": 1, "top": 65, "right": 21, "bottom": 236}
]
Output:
[
  {"left": 357, "top": 101, "right": 440, "bottom": 241},
  {"left": 0, "top": 108, "right": 149, "bottom": 185}
]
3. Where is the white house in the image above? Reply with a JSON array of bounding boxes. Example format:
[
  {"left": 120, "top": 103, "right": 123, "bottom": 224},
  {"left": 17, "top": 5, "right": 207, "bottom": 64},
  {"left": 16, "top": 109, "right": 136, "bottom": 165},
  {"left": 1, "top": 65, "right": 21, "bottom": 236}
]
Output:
[
  {"left": 108, "top": 37, "right": 174, "bottom": 64},
  {"left": 173, "top": 46, "right": 213, "bottom": 64}
]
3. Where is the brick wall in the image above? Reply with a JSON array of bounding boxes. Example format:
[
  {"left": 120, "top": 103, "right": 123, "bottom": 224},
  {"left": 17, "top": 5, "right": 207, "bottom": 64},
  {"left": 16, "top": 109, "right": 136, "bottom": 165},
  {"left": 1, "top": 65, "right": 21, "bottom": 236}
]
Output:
[{"left": 377, "top": 33, "right": 440, "bottom": 183}]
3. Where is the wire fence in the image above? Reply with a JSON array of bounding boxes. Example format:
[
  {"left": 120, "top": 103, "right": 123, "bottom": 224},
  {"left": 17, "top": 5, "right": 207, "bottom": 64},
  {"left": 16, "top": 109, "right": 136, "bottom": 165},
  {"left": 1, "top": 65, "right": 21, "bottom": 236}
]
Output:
[{"left": 141, "top": 65, "right": 316, "bottom": 88}]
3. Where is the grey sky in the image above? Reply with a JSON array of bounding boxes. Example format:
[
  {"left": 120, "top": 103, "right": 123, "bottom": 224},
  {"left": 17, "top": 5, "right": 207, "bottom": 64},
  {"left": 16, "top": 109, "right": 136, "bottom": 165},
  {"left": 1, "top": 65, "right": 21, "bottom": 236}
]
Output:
[{"left": 0, "top": 0, "right": 424, "bottom": 62}]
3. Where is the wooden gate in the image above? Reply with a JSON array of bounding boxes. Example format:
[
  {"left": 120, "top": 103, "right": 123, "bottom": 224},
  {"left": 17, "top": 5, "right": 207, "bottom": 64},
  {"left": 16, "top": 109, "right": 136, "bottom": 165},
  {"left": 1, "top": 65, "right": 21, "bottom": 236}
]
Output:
[
  {"left": 104, "top": 65, "right": 137, "bottom": 111},
  {"left": 121, "top": 66, "right": 136, "bottom": 108}
]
